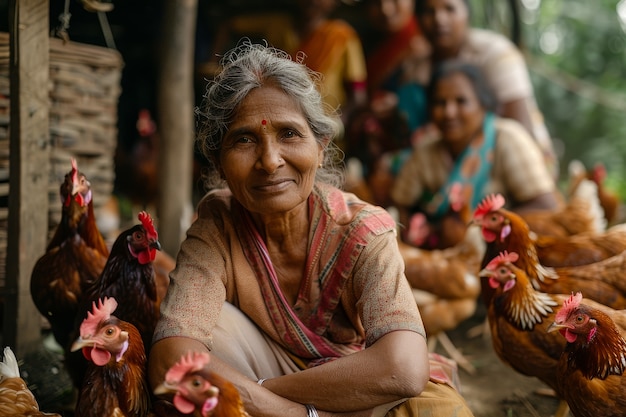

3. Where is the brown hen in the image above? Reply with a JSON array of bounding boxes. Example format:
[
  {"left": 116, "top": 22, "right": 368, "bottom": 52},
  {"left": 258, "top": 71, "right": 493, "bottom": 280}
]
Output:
[
  {"left": 153, "top": 351, "right": 250, "bottom": 417},
  {"left": 71, "top": 297, "right": 151, "bottom": 417},
  {"left": 0, "top": 347, "right": 61, "bottom": 417},
  {"left": 30, "top": 158, "right": 109, "bottom": 350},
  {"left": 521, "top": 173, "right": 606, "bottom": 237},
  {"left": 547, "top": 292, "right": 626, "bottom": 417},
  {"left": 473, "top": 194, "right": 626, "bottom": 309},
  {"left": 479, "top": 253, "right": 626, "bottom": 416}
]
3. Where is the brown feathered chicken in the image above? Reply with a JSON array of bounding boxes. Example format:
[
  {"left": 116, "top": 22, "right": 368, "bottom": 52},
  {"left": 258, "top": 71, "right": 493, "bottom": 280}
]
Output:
[
  {"left": 547, "top": 292, "right": 626, "bottom": 417},
  {"left": 567, "top": 160, "right": 621, "bottom": 227},
  {"left": 472, "top": 193, "right": 626, "bottom": 309},
  {"left": 67, "top": 211, "right": 166, "bottom": 388},
  {"left": 30, "top": 158, "right": 109, "bottom": 349},
  {"left": 520, "top": 171, "right": 607, "bottom": 237},
  {"left": 478, "top": 251, "right": 570, "bottom": 393},
  {"left": 70, "top": 297, "right": 151, "bottom": 417},
  {"left": 153, "top": 351, "right": 250, "bottom": 417},
  {"left": 0, "top": 347, "right": 61, "bottom": 417},
  {"left": 479, "top": 253, "right": 626, "bottom": 407},
  {"left": 114, "top": 109, "right": 161, "bottom": 209}
]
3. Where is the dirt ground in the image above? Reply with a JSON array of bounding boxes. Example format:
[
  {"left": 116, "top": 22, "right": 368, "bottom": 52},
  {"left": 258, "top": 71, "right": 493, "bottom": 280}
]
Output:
[
  {"left": 19, "top": 301, "right": 565, "bottom": 417},
  {"left": 436, "top": 302, "right": 563, "bottom": 417}
]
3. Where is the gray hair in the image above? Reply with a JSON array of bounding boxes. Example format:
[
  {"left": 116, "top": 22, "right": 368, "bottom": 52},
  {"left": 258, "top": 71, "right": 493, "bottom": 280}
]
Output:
[{"left": 196, "top": 40, "right": 344, "bottom": 189}]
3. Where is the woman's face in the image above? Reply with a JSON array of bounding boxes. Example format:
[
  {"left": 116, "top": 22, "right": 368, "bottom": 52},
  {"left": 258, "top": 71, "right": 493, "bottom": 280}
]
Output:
[
  {"left": 430, "top": 71, "right": 485, "bottom": 146},
  {"left": 419, "top": 0, "right": 469, "bottom": 57},
  {"left": 219, "top": 85, "right": 324, "bottom": 216},
  {"left": 367, "top": 0, "right": 415, "bottom": 34}
]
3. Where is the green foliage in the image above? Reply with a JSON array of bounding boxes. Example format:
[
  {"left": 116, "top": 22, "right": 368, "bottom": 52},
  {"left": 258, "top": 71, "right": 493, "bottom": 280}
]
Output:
[{"left": 473, "top": 0, "right": 626, "bottom": 199}]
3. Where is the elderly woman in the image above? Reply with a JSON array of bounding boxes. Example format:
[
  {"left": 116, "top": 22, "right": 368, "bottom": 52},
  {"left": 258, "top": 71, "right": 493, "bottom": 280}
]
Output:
[
  {"left": 411, "top": 0, "right": 558, "bottom": 176},
  {"left": 148, "top": 42, "right": 473, "bottom": 417},
  {"left": 391, "top": 60, "right": 560, "bottom": 250}
]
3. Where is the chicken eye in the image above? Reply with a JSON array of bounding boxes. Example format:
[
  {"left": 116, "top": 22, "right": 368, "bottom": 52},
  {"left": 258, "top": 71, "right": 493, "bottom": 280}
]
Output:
[
  {"left": 498, "top": 267, "right": 507, "bottom": 275},
  {"left": 133, "top": 231, "right": 144, "bottom": 240},
  {"left": 105, "top": 327, "right": 115, "bottom": 336},
  {"left": 192, "top": 378, "right": 202, "bottom": 387},
  {"left": 576, "top": 315, "right": 584, "bottom": 323}
]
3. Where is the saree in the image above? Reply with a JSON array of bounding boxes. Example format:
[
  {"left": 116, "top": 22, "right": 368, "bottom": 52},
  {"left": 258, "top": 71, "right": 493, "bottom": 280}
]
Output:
[
  {"left": 421, "top": 112, "right": 496, "bottom": 220},
  {"left": 366, "top": 16, "right": 421, "bottom": 95},
  {"left": 232, "top": 186, "right": 396, "bottom": 367}
]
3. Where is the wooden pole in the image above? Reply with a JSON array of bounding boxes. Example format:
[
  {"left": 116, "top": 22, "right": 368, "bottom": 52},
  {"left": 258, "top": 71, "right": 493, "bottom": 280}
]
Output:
[
  {"left": 6, "top": 0, "right": 50, "bottom": 355},
  {"left": 157, "top": 0, "right": 198, "bottom": 257}
]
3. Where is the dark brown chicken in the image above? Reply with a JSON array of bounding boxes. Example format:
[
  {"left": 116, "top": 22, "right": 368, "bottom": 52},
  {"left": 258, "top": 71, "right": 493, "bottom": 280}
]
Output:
[
  {"left": 153, "top": 351, "right": 250, "bottom": 417},
  {"left": 30, "top": 158, "right": 109, "bottom": 349},
  {"left": 79, "top": 210, "right": 164, "bottom": 349},
  {"left": 0, "top": 347, "right": 62, "bottom": 417},
  {"left": 472, "top": 193, "right": 626, "bottom": 309},
  {"left": 547, "top": 292, "right": 626, "bottom": 417},
  {"left": 67, "top": 211, "right": 166, "bottom": 388},
  {"left": 71, "top": 297, "right": 151, "bottom": 417}
]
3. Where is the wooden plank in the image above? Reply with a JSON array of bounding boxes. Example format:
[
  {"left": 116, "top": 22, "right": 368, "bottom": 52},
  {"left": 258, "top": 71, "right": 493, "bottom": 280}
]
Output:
[
  {"left": 5, "top": 0, "right": 50, "bottom": 355},
  {"left": 157, "top": 0, "right": 198, "bottom": 257}
]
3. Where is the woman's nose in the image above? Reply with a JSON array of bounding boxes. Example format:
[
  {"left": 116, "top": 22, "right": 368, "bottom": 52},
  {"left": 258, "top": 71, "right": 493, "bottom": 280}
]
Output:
[
  {"left": 256, "top": 144, "right": 284, "bottom": 173},
  {"left": 444, "top": 102, "right": 457, "bottom": 117}
]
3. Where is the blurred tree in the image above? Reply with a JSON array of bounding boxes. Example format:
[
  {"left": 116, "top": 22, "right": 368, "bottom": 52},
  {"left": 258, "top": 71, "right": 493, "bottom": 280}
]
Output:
[{"left": 471, "top": 0, "right": 626, "bottom": 197}]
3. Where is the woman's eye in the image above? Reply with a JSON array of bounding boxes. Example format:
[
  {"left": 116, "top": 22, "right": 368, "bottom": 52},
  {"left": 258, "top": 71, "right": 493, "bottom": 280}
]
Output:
[
  {"left": 236, "top": 136, "right": 253, "bottom": 144},
  {"left": 282, "top": 130, "right": 298, "bottom": 139}
]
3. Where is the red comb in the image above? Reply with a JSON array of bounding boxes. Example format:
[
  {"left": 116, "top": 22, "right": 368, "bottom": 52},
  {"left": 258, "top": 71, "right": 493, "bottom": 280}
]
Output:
[
  {"left": 138, "top": 211, "right": 158, "bottom": 241},
  {"left": 556, "top": 292, "right": 583, "bottom": 322},
  {"left": 166, "top": 351, "right": 211, "bottom": 384},
  {"left": 485, "top": 250, "right": 519, "bottom": 270},
  {"left": 473, "top": 194, "right": 505, "bottom": 219},
  {"left": 79, "top": 297, "right": 118, "bottom": 338}
]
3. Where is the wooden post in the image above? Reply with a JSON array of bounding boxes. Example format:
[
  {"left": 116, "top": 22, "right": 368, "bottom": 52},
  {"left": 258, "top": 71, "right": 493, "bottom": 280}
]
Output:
[
  {"left": 5, "top": 0, "right": 50, "bottom": 355},
  {"left": 157, "top": 0, "right": 198, "bottom": 257}
]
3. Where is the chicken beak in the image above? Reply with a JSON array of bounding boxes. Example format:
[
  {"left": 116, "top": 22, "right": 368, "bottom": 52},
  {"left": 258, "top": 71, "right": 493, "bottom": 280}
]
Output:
[
  {"left": 478, "top": 268, "right": 493, "bottom": 278},
  {"left": 70, "top": 336, "right": 95, "bottom": 352},
  {"left": 547, "top": 322, "right": 567, "bottom": 333},
  {"left": 154, "top": 380, "right": 177, "bottom": 396},
  {"left": 150, "top": 239, "right": 162, "bottom": 251}
]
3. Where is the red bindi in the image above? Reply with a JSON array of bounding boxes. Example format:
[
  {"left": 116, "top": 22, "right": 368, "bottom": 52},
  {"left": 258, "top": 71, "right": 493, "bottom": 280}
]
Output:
[{"left": 261, "top": 119, "right": 267, "bottom": 126}]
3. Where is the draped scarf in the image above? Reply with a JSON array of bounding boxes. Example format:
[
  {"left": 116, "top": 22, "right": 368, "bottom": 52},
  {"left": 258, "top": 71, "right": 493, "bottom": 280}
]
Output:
[
  {"left": 232, "top": 186, "right": 391, "bottom": 368},
  {"left": 422, "top": 112, "right": 497, "bottom": 219}
]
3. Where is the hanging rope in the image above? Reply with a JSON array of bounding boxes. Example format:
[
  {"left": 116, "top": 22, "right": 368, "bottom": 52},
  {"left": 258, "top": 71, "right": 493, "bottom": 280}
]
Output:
[
  {"left": 55, "top": 0, "right": 72, "bottom": 43},
  {"left": 97, "top": 11, "right": 117, "bottom": 50}
]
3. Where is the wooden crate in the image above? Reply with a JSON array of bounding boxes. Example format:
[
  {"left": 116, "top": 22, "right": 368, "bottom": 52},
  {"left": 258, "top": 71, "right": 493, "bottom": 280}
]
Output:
[{"left": 0, "top": 33, "right": 124, "bottom": 290}]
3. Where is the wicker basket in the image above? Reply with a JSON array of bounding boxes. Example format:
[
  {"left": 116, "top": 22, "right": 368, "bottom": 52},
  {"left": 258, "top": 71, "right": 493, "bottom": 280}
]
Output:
[{"left": 0, "top": 32, "right": 124, "bottom": 290}]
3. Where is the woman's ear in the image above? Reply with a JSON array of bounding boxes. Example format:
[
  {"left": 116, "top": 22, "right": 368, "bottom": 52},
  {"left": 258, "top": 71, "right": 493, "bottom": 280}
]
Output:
[{"left": 319, "top": 137, "right": 331, "bottom": 161}]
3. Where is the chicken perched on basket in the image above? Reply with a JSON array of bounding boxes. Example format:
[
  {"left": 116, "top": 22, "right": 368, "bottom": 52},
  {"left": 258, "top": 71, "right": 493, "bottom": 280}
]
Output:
[
  {"left": 30, "top": 158, "right": 109, "bottom": 350},
  {"left": 548, "top": 292, "right": 626, "bottom": 417}
]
